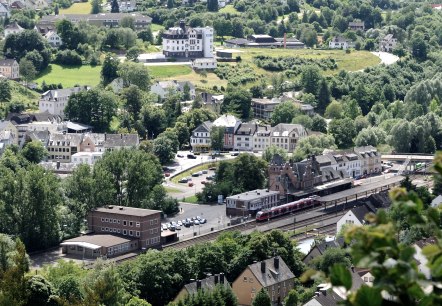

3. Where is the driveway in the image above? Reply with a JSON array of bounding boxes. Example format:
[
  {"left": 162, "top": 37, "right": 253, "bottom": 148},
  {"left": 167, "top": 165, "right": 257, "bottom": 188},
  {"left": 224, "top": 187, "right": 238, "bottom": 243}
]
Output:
[{"left": 371, "top": 51, "right": 399, "bottom": 65}]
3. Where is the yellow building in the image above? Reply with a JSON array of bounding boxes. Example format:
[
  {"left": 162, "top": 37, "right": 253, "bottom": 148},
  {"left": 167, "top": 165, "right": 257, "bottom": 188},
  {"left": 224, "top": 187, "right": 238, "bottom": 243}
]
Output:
[{"left": 232, "top": 257, "right": 295, "bottom": 306}]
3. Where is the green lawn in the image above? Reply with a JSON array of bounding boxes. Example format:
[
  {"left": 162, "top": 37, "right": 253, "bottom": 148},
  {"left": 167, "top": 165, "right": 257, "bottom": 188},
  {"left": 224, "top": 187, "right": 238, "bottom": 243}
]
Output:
[
  {"left": 164, "top": 186, "right": 183, "bottom": 193},
  {"left": 60, "top": 2, "right": 92, "bottom": 14},
  {"left": 151, "top": 23, "right": 165, "bottom": 31},
  {"left": 147, "top": 65, "right": 193, "bottom": 78},
  {"left": 182, "top": 195, "right": 199, "bottom": 203},
  {"left": 219, "top": 5, "right": 239, "bottom": 14},
  {"left": 33, "top": 64, "right": 101, "bottom": 87}
]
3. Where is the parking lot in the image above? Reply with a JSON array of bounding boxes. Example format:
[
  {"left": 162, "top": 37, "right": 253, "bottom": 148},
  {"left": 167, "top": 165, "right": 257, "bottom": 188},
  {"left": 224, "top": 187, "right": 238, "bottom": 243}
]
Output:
[{"left": 163, "top": 202, "right": 228, "bottom": 239}]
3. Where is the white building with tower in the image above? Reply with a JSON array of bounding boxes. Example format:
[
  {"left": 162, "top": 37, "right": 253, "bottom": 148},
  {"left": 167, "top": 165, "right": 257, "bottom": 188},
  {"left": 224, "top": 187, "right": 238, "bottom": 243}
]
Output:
[{"left": 162, "top": 20, "right": 214, "bottom": 59}]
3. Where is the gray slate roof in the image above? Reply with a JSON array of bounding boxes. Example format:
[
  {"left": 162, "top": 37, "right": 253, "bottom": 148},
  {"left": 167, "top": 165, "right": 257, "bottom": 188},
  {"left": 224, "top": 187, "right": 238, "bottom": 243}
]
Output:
[
  {"left": 184, "top": 275, "right": 230, "bottom": 295},
  {"left": 0, "top": 58, "right": 17, "bottom": 66},
  {"left": 103, "top": 133, "right": 139, "bottom": 147},
  {"left": 193, "top": 121, "right": 213, "bottom": 133},
  {"left": 248, "top": 256, "right": 295, "bottom": 288},
  {"left": 350, "top": 204, "right": 375, "bottom": 223},
  {"left": 235, "top": 122, "right": 257, "bottom": 135},
  {"left": 93, "top": 206, "right": 160, "bottom": 217}
]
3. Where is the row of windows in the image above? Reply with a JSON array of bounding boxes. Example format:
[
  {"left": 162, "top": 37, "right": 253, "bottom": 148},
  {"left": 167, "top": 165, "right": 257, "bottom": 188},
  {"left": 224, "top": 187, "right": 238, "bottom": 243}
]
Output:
[
  {"left": 102, "top": 227, "right": 141, "bottom": 237},
  {"left": 49, "top": 147, "right": 70, "bottom": 152},
  {"left": 50, "top": 155, "right": 69, "bottom": 160},
  {"left": 101, "top": 218, "right": 141, "bottom": 227},
  {"left": 146, "top": 237, "right": 160, "bottom": 245}
]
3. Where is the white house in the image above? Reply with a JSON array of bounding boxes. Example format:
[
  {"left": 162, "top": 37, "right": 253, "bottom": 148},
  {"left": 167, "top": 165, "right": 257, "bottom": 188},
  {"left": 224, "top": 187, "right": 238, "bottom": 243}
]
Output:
[
  {"left": 233, "top": 122, "right": 257, "bottom": 151},
  {"left": 0, "top": 3, "right": 10, "bottom": 18},
  {"left": 191, "top": 58, "right": 217, "bottom": 69},
  {"left": 379, "top": 34, "right": 397, "bottom": 52},
  {"left": 431, "top": 195, "right": 442, "bottom": 208},
  {"left": 71, "top": 151, "right": 105, "bottom": 165},
  {"left": 213, "top": 114, "right": 241, "bottom": 150},
  {"left": 329, "top": 36, "right": 353, "bottom": 49},
  {"left": 413, "top": 237, "right": 435, "bottom": 280},
  {"left": 162, "top": 21, "right": 214, "bottom": 58},
  {"left": 150, "top": 80, "right": 195, "bottom": 100},
  {"left": 0, "top": 121, "right": 18, "bottom": 146},
  {"left": 44, "top": 30, "right": 63, "bottom": 47},
  {"left": 4, "top": 22, "right": 24, "bottom": 37},
  {"left": 270, "top": 123, "right": 308, "bottom": 153},
  {"left": 39, "top": 86, "right": 89, "bottom": 116},
  {"left": 190, "top": 120, "right": 212, "bottom": 152},
  {"left": 336, "top": 204, "right": 375, "bottom": 234},
  {"left": 252, "top": 124, "right": 271, "bottom": 152},
  {"left": 0, "top": 59, "right": 20, "bottom": 79}
]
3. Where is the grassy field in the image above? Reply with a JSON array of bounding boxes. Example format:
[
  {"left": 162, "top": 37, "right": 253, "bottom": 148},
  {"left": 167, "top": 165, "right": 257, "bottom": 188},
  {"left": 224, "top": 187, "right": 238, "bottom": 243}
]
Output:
[
  {"left": 151, "top": 23, "right": 165, "bottom": 32},
  {"left": 33, "top": 64, "right": 101, "bottom": 87},
  {"left": 164, "top": 186, "right": 183, "bottom": 193},
  {"left": 182, "top": 195, "right": 198, "bottom": 203},
  {"left": 219, "top": 5, "right": 239, "bottom": 14},
  {"left": 171, "top": 163, "right": 218, "bottom": 184},
  {"left": 60, "top": 2, "right": 92, "bottom": 14},
  {"left": 147, "top": 65, "right": 193, "bottom": 78},
  {"left": 0, "top": 80, "right": 40, "bottom": 114}
]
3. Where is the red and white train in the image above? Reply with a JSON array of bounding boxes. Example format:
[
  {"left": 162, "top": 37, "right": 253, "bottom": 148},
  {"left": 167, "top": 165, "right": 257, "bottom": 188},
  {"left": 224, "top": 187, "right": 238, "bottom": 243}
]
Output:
[{"left": 255, "top": 196, "right": 320, "bottom": 221}]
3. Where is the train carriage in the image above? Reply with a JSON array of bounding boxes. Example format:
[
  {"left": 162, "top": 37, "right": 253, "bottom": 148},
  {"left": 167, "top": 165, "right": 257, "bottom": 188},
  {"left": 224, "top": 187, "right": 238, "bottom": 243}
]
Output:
[{"left": 256, "top": 196, "right": 320, "bottom": 221}]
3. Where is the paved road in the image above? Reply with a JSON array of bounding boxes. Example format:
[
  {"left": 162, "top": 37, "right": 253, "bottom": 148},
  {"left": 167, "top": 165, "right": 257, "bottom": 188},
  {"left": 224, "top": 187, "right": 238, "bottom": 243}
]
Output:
[{"left": 371, "top": 51, "right": 399, "bottom": 65}]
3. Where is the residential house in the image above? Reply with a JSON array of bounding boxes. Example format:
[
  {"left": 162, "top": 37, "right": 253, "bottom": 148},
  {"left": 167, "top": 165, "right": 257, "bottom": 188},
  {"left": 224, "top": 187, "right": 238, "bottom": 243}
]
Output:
[
  {"left": 104, "top": 0, "right": 136, "bottom": 12},
  {"left": 4, "top": 22, "right": 24, "bottom": 37},
  {"left": 329, "top": 36, "right": 353, "bottom": 49},
  {"left": 348, "top": 21, "right": 365, "bottom": 31},
  {"left": 102, "top": 133, "right": 139, "bottom": 150},
  {"left": 270, "top": 123, "right": 307, "bottom": 153},
  {"left": 71, "top": 151, "right": 105, "bottom": 165},
  {"left": 61, "top": 205, "right": 161, "bottom": 258},
  {"left": 233, "top": 122, "right": 258, "bottom": 151},
  {"left": 232, "top": 256, "right": 295, "bottom": 306},
  {"left": 353, "top": 146, "right": 381, "bottom": 174},
  {"left": 23, "top": 0, "right": 48, "bottom": 10},
  {"left": 302, "top": 237, "right": 345, "bottom": 264},
  {"left": 34, "top": 22, "right": 56, "bottom": 35},
  {"left": 0, "top": 3, "right": 10, "bottom": 18},
  {"left": 414, "top": 237, "right": 436, "bottom": 280},
  {"left": 431, "top": 195, "right": 442, "bottom": 208},
  {"left": 336, "top": 204, "right": 376, "bottom": 233},
  {"left": 200, "top": 92, "right": 223, "bottom": 113},
  {"left": 150, "top": 80, "right": 196, "bottom": 100},
  {"left": 379, "top": 34, "right": 397, "bottom": 52},
  {"left": 252, "top": 124, "right": 271, "bottom": 152},
  {"left": 174, "top": 274, "right": 230, "bottom": 303},
  {"left": 0, "top": 120, "right": 18, "bottom": 146},
  {"left": 213, "top": 114, "right": 241, "bottom": 150},
  {"left": 251, "top": 97, "right": 281, "bottom": 120},
  {"left": 38, "top": 12, "right": 152, "bottom": 29},
  {"left": 190, "top": 121, "right": 212, "bottom": 152},
  {"left": 47, "top": 132, "right": 83, "bottom": 163},
  {"left": 162, "top": 21, "right": 214, "bottom": 58},
  {"left": 316, "top": 153, "right": 361, "bottom": 178},
  {"left": 226, "top": 189, "right": 280, "bottom": 217},
  {"left": 0, "top": 59, "right": 19, "bottom": 79},
  {"left": 9, "top": 1, "right": 25, "bottom": 9},
  {"left": 39, "top": 86, "right": 89, "bottom": 116},
  {"left": 45, "top": 30, "right": 63, "bottom": 47}
]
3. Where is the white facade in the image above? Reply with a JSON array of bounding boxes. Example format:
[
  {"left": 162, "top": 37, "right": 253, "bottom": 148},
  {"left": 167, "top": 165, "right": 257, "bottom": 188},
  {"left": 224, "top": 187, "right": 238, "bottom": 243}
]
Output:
[
  {"left": 233, "top": 134, "right": 254, "bottom": 151},
  {"left": 336, "top": 210, "right": 363, "bottom": 234},
  {"left": 190, "top": 121, "right": 212, "bottom": 152},
  {"left": 45, "top": 31, "right": 63, "bottom": 47},
  {"left": 162, "top": 22, "right": 214, "bottom": 58},
  {"left": 71, "top": 151, "right": 105, "bottom": 165},
  {"left": 191, "top": 58, "right": 217, "bottom": 69},
  {"left": 270, "top": 124, "right": 308, "bottom": 153},
  {"left": 150, "top": 80, "right": 195, "bottom": 100},
  {"left": 39, "top": 87, "right": 88, "bottom": 116},
  {"left": 329, "top": 36, "right": 352, "bottom": 49},
  {"left": 4, "top": 22, "right": 24, "bottom": 37},
  {"left": 380, "top": 34, "right": 397, "bottom": 53}
]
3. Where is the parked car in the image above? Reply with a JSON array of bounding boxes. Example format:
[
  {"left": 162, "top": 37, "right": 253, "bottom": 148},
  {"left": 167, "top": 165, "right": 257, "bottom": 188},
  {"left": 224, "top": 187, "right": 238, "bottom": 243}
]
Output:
[
  {"left": 194, "top": 220, "right": 200, "bottom": 225},
  {"left": 200, "top": 218, "right": 207, "bottom": 224},
  {"left": 178, "top": 178, "right": 189, "bottom": 183},
  {"left": 188, "top": 182, "right": 194, "bottom": 187},
  {"left": 164, "top": 173, "right": 170, "bottom": 177},
  {"left": 202, "top": 170, "right": 208, "bottom": 174},
  {"left": 187, "top": 154, "right": 197, "bottom": 159},
  {"left": 175, "top": 225, "right": 181, "bottom": 230},
  {"left": 177, "top": 221, "right": 183, "bottom": 226},
  {"left": 184, "top": 221, "right": 191, "bottom": 227},
  {"left": 209, "top": 167, "right": 216, "bottom": 171},
  {"left": 177, "top": 154, "right": 184, "bottom": 158},
  {"left": 206, "top": 175, "right": 214, "bottom": 180},
  {"left": 191, "top": 172, "right": 200, "bottom": 177},
  {"left": 201, "top": 181, "right": 206, "bottom": 185},
  {"left": 162, "top": 224, "right": 168, "bottom": 231},
  {"left": 170, "top": 225, "right": 176, "bottom": 231}
]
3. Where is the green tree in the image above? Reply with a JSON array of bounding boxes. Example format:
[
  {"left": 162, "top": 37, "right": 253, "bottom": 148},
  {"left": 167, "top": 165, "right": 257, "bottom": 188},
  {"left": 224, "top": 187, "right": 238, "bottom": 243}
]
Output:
[
  {"left": 284, "top": 289, "right": 298, "bottom": 306},
  {"left": 137, "top": 28, "right": 153, "bottom": 43},
  {"left": 311, "top": 247, "right": 351, "bottom": 274},
  {"left": 210, "top": 126, "right": 225, "bottom": 152},
  {"left": 21, "top": 141, "right": 47, "bottom": 163},
  {"left": 167, "top": 0, "right": 174, "bottom": 8},
  {"left": 410, "top": 32, "right": 427, "bottom": 61},
  {"left": 25, "top": 275, "right": 55, "bottom": 306},
  {"left": 270, "top": 101, "right": 299, "bottom": 125},
  {"left": 207, "top": 0, "right": 219, "bottom": 12},
  {"left": 293, "top": 134, "right": 336, "bottom": 161},
  {"left": 101, "top": 54, "right": 120, "bottom": 86},
  {"left": 252, "top": 288, "right": 271, "bottom": 306},
  {"left": 300, "top": 66, "right": 322, "bottom": 96},
  {"left": 153, "top": 135, "right": 177, "bottom": 164},
  {"left": 317, "top": 79, "right": 331, "bottom": 114},
  {"left": 0, "top": 79, "right": 12, "bottom": 105},
  {"left": 65, "top": 88, "right": 118, "bottom": 132},
  {"left": 262, "top": 145, "right": 288, "bottom": 163},
  {"left": 222, "top": 88, "right": 252, "bottom": 120},
  {"left": 126, "top": 46, "right": 142, "bottom": 62},
  {"left": 54, "top": 4, "right": 59, "bottom": 15},
  {"left": 118, "top": 62, "right": 151, "bottom": 91},
  {"left": 324, "top": 101, "right": 343, "bottom": 119},
  {"left": 19, "top": 59, "right": 36, "bottom": 84},
  {"left": 355, "top": 127, "right": 387, "bottom": 147},
  {"left": 120, "top": 16, "right": 135, "bottom": 30},
  {"left": 56, "top": 19, "right": 84, "bottom": 50},
  {"left": 91, "top": 0, "right": 101, "bottom": 14},
  {"left": 126, "top": 297, "right": 152, "bottom": 306},
  {"left": 311, "top": 115, "right": 327, "bottom": 133},
  {"left": 111, "top": 0, "right": 119, "bottom": 13},
  {"left": 328, "top": 118, "right": 356, "bottom": 149}
]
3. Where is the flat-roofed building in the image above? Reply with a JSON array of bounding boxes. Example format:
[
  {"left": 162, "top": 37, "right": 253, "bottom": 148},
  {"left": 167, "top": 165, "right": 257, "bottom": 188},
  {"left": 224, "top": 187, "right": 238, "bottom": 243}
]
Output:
[{"left": 226, "top": 189, "right": 280, "bottom": 217}]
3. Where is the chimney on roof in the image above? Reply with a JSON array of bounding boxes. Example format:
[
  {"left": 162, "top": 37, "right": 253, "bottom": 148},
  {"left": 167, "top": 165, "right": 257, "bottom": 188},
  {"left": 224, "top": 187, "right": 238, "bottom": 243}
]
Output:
[
  {"left": 196, "top": 279, "right": 202, "bottom": 290},
  {"left": 261, "top": 261, "right": 266, "bottom": 273},
  {"left": 274, "top": 257, "right": 279, "bottom": 270},
  {"left": 214, "top": 274, "right": 219, "bottom": 284},
  {"left": 220, "top": 273, "right": 225, "bottom": 284},
  {"left": 315, "top": 292, "right": 320, "bottom": 297},
  {"left": 179, "top": 20, "right": 186, "bottom": 31},
  {"left": 320, "top": 288, "right": 327, "bottom": 296}
]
